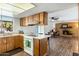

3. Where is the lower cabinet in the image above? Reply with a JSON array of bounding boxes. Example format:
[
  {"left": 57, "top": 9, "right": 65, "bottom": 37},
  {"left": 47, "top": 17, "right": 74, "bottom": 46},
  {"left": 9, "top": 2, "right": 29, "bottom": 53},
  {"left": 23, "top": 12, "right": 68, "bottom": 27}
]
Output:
[
  {"left": 18, "top": 36, "right": 23, "bottom": 48},
  {"left": 33, "top": 38, "right": 48, "bottom": 56},
  {"left": 33, "top": 39, "right": 40, "bottom": 56},
  {"left": 14, "top": 36, "right": 20, "bottom": 48},
  {"left": 0, "top": 37, "right": 7, "bottom": 53},
  {"left": 6, "top": 36, "right": 14, "bottom": 51},
  {"left": 14, "top": 36, "right": 23, "bottom": 49},
  {"left": 0, "top": 35, "right": 23, "bottom": 54}
]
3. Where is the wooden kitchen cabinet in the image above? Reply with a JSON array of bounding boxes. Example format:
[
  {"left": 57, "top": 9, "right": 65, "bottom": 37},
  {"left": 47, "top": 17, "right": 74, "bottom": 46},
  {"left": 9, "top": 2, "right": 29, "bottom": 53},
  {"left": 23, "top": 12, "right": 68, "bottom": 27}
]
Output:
[
  {"left": 33, "top": 14, "right": 40, "bottom": 24},
  {"left": 28, "top": 16, "right": 33, "bottom": 23},
  {"left": 33, "top": 38, "right": 48, "bottom": 56},
  {"left": 33, "top": 12, "right": 48, "bottom": 25},
  {"left": 0, "top": 37, "right": 7, "bottom": 53},
  {"left": 39, "top": 12, "right": 48, "bottom": 25},
  {"left": 19, "top": 36, "right": 24, "bottom": 48},
  {"left": 39, "top": 38, "right": 48, "bottom": 56},
  {"left": 20, "top": 17, "right": 28, "bottom": 26},
  {"left": 14, "top": 36, "right": 20, "bottom": 48},
  {"left": 20, "top": 12, "right": 48, "bottom": 26},
  {"left": 0, "top": 35, "right": 23, "bottom": 54},
  {"left": 6, "top": 36, "right": 14, "bottom": 51},
  {"left": 20, "top": 17, "right": 24, "bottom": 26},
  {"left": 14, "top": 36, "right": 24, "bottom": 49},
  {"left": 33, "top": 39, "right": 40, "bottom": 56}
]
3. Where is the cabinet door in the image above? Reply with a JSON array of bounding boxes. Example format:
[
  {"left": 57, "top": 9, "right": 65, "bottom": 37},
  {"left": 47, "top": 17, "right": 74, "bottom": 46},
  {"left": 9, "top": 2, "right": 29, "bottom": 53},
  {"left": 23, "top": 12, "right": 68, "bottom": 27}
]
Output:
[
  {"left": 20, "top": 17, "right": 27, "bottom": 26},
  {"left": 40, "top": 38, "right": 48, "bottom": 56},
  {"left": 0, "top": 38, "right": 7, "bottom": 53},
  {"left": 33, "top": 38, "right": 48, "bottom": 56},
  {"left": 33, "top": 39, "right": 40, "bottom": 56},
  {"left": 6, "top": 37, "right": 14, "bottom": 51},
  {"left": 33, "top": 14, "right": 40, "bottom": 24},
  {"left": 14, "top": 36, "right": 19, "bottom": 48},
  {"left": 23, "top": 17, "right": 27, "bottom": 26},
  {"left": 20, "top": 18, "right": 23, "bottom": 26},
  {"left": 14, "top": 36, "right": 23, "bottom": 49},
  {"left": 0, "top": 39, "right": 1, "bottom": 53},
  {"left": 39, "top": 12, "right": 48, "bottom": 25},
  {"left": 19, "top": 36, "right": 24, "bottom": 48},
  {"left": 28, "top": 16, "right": 34, "bottom": 24},
  {"left": 25, "top": 17, "right": 29, "bottom": 25}
]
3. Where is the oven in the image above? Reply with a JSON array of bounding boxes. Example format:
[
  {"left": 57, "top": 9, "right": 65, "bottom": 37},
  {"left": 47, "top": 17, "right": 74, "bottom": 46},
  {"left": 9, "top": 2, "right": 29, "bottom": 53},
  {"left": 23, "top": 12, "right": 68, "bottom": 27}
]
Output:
[{"left": 24, "top": 37, "right": 33, "bottom": 55}]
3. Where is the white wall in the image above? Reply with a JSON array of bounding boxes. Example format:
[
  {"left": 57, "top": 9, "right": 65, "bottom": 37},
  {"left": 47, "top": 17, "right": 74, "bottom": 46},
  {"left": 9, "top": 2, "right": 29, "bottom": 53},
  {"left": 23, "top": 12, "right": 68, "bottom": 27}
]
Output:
[
  {"left": 13, "top": 18, "right": 20, "bottom": 33},
  {"left": 44, "top": 6, "right": 78, "bottom": 34}
]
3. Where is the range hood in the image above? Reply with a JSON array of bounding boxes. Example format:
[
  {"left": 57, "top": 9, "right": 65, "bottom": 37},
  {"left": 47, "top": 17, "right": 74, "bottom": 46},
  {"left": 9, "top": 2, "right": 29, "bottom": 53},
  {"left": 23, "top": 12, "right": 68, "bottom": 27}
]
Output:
[
  {"left": 28, "top": 23, "right": 39, "bottom": 26},
  {"left": 27, "top": 21, "right": 40, "bottom": 26}
]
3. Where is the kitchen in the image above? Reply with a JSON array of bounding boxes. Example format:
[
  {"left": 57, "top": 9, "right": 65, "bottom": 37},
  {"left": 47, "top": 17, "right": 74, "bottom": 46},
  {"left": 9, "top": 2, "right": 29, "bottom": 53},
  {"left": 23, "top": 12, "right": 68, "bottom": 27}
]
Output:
[
  {"left": 0, "top": 3, "right": 79, "bottom": 56},
  {"left": 0, "top": 3, "right": 50, "bottom": 56}
]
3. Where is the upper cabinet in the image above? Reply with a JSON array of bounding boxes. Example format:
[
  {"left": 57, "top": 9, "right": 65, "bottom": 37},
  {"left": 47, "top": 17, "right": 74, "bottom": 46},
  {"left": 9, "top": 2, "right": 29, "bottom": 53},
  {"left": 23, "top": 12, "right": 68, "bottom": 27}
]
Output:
[
  {"left": 33, "top": 14, "right": 40, "bottom": 24},
  {"left": 28, "top": 16, "right": 34, "bottom": 25},
  {"left": 20, "top": 12, "right": 48, "bottom": 26},
  {"left": 20, "top": 17, "right": 28, "bottom": 26},
  {"left": 39, "top": 12, "right": 48, "bottom": 25}
]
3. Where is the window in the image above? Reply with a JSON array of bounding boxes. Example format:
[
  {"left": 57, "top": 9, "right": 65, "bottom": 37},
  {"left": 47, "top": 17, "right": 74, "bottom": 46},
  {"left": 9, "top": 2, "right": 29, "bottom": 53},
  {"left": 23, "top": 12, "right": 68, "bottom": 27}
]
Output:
[
  {"left": 3, "top": 21, "right": 13, "bottom": 32},
  {"left": 0, "top": 21, "right": 13, "bottom": 32},
  {"left": 0, "top": 8, "right": 13, "bottom": 33}
]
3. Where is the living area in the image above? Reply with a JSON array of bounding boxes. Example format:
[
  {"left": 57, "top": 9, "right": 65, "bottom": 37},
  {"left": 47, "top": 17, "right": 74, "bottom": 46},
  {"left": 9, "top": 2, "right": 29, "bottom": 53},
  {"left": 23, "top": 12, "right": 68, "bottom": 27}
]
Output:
[{"left": 41, "top": 3, "right": 79, "bottom": 56}]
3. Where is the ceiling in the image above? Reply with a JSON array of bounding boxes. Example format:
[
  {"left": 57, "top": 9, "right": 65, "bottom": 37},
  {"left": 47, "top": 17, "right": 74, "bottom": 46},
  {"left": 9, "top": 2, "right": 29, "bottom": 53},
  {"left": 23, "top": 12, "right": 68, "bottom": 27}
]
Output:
[
  {"left": 0, "top": 3, "right": 77, "bottom": 18},
  {"left": 0, "top": 3, "right": 35, "bottom": 16},
  {"left": 16, "top": 3, "right": 77, "bottom": 18}
]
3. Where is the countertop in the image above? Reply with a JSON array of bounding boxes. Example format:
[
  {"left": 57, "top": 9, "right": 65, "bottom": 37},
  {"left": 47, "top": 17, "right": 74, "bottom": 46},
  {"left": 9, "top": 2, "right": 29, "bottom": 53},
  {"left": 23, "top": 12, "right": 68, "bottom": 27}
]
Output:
[
  {"left": 0, "top": 33, "right": 51, "bottom": 39},
  {"left": 0, "top": 34, "right": 20, "bottom": 38},
  {"left": 24, "top": 35, "right": 50, "bottom": 39}
]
